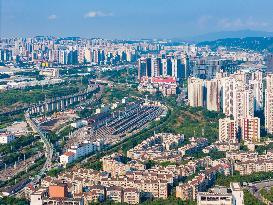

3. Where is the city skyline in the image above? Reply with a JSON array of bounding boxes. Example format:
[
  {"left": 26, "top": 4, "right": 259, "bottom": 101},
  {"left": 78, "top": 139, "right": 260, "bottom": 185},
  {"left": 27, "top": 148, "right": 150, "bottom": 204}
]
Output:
[{"left": 1, "top": 0, "right": 273, "bottom": 39}]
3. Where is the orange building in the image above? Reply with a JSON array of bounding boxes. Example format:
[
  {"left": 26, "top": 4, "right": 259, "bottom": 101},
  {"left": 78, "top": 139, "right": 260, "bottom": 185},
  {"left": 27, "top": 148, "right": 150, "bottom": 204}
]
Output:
[{"left": 49, "top": 184, "right": 68, "bottom": 198}]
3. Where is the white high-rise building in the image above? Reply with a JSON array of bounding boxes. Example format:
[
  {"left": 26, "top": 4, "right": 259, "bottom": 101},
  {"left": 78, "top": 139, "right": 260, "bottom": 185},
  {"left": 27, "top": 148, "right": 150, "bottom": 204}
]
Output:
[
  {"left": 161, "top": 59, "right": 168, "bottom": 77},
  {"left": 249, "top": 79, "right": 263, "bottom": 112},
  {"left": 151, "top": 58, "right": 161, "bottom": 77},
  {"left": 171, "top": 58, "right": 178, "bottom": 78},
  {"left": 205, "top": 79, "right": 220, "bottom": 111},
  {"left": 265, "top": 74, "right": 273, "bottom": 134},
  {"left": 84, "top": 48, "right": 93, "bottom": 63},
  {"left": 222, "top": 76, "right": 254, "bottom": 123},
  {"left": 221, "top": 77, "right": 237, "bottom": 118},
  {"left": 219, "top": 118, "right": 237, "bottom": 143},
  {"left": 188, "top": 77, "right": 204, "bottom": 107}
]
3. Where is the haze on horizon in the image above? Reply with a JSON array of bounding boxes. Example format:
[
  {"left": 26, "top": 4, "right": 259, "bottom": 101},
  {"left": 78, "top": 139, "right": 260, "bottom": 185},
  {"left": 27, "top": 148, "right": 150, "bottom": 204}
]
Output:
[{"left": 1, "top": 0, "right": 273, "bottom": 40}]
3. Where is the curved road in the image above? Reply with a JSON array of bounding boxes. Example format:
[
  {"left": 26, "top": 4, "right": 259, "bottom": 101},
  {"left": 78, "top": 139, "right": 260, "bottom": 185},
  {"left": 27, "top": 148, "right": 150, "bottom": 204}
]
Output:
[{"left": 25, "top": 113, "right": 53, "bottom": 181}]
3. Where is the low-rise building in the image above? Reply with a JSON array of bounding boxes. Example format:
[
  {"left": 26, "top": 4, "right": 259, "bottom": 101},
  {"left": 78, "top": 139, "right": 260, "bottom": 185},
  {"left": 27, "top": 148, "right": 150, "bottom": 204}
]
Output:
[
  {"left": 106, "top": 185, "right": 123, "bottom": 203},
  {"left": 197, "top": 183, "right": 244, "bottom": 205},
  {"left": 0, "top": 133, "right": 16, "bottom": 144},
  {"left": 60, "top": 140, "right": 103, "bottom": 166},
  {"left": 123, "top": 188, "right": 140, "bottom": 204}
]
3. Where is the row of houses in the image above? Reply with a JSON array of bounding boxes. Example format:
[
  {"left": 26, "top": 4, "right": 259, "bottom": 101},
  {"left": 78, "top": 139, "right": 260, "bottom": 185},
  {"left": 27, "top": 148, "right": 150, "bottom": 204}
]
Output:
[
  {"left": 226, "top": 150, "right": 273, "bottom": 175},
  {"left": 127, "top": 133, "right": 208, "bottom": 163},
  {"left": 176, "top": 163, "right": 231, "bottom": 200}
]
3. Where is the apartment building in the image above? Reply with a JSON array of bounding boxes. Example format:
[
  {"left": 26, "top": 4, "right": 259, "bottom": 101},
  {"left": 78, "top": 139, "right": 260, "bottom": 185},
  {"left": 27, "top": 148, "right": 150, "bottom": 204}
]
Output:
[
  {"left": 123, "top": 188, "right": 140, "bottom": 204},
  {"left": 235, "top": 160, "right": 273, "bottom": 175},
  {"left": 176, "top": 164, "right": 230, "bottom": 200},
  {"left": 188, "top": 77, "right": 205, "bottom": 107},
  {"left": 240, "top": 117, "right": 260, "bottom": 143},
  {"left": 60, "top": 140, "right": 103, "bottom": 166},
  {"left": 265, "top": 74, "right": 273, "bottom": 134},
  {"left": 101, "top": 154, "right": 146, "bottom": 176},
  {"left": 205, "top": 79, "right": 221, "bottom": 111},
  {"left": 106, "top": 185, "right": 123, "bottom": 203},
  {"left": 219, "top": 118, "right": 237, "bottom": 143}
]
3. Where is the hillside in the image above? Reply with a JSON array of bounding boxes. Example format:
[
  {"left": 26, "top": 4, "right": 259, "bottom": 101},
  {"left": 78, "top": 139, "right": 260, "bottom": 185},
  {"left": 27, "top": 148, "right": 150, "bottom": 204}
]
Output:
[{"left": 197, "top": 37, "right": 273, "bottom": 52}]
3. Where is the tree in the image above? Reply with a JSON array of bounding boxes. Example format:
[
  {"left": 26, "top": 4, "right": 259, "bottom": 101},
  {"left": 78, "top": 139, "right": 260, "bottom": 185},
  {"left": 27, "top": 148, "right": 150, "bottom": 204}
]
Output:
[{"left": 244, "top": 190, "right": 266, "bottom": 205}]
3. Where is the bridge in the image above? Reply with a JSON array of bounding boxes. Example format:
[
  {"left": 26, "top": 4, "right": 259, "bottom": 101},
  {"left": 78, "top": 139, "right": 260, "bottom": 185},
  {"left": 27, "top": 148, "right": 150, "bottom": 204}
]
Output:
[{"left": 0, "top": 85, "right": 99, "bottom": 117}]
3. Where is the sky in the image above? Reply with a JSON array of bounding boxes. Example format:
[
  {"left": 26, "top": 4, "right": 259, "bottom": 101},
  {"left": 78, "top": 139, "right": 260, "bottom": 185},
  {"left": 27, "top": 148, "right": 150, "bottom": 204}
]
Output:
[{"left": 1, "top": 0, "right": 273, "bottom": 39}]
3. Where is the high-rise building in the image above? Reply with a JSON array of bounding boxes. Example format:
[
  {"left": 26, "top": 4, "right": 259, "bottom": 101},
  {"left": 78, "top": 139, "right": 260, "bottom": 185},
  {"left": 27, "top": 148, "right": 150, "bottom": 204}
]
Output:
[
  {"left": 265, "top": 53, "right": 273, "bottom": 73},
  {"left": 240, "top": 117, "right": 260, "bottom": 143},
  {"left": 205, "top": 79, "right": 220, "bottom": 111},
  {"left": 188, "top": 77, "right": 204, "bottom": 107},
  {"left": 138, "top": 58, "right": 147, "bottom": 81},
  {"left": 265, "top": 74, "right": 273, "bottom": 134},
  {"left": 151, "top": 57, "right": 162, "bottom": 77},
  {"left": 171, "top": 58, "right": 183, "bottom": 79},
  {"left": 219, "top": 118, "right": 237, "bottom": 143},
  {"left": 59, "top": 50, "right": 68, "bottom": 65},
  {"left": 249, "top": 79, "right": 263, "bottom": 112},
  {"left": 222, "top": 77, "right": 254, "bottom": 123},
  {"left": 161, "top": 58, "right": 168, "bottom": 77},
  {"left": 182, "top": 54, "right": 190, "bottom": 79}
]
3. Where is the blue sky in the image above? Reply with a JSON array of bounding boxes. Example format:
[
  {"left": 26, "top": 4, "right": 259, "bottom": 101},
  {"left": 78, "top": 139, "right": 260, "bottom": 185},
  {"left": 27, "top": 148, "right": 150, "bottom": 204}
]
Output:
[{"left": 1, "top": 0, "right": 273, "bottom": 39}]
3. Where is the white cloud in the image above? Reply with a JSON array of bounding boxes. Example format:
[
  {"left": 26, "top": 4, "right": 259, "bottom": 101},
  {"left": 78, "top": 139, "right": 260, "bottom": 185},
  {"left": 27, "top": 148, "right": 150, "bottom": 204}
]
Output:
[
  {"left": 48, "top": 14, "right": 57, "bottom": 20},
  {"left": 84, "top": 11, "right": 113, "bottom": 18},
  {"left": 218, "top": 17, "right": 268, "bottom": 29}
]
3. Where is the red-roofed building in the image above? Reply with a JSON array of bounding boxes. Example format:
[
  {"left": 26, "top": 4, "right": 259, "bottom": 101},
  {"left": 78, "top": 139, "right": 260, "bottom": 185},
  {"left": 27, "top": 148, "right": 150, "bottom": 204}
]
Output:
[
  {"left": 138, "top": 77, "right": 177, "bottom": 96},
  {"left": 60, "top": 152, "right": 76, "bottom": 166}
]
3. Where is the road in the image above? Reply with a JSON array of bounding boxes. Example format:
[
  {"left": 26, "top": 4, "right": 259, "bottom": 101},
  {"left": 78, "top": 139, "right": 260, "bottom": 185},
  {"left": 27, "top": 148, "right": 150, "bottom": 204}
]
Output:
[
  {"left": 24, "top": 113, "right": 53, "bottom": 182},
  {"left": 247, "top": 180, "right": 273, "bottom": 205},
  {"left": 2, "top": 114, "right": 54, "bottom": 197}
]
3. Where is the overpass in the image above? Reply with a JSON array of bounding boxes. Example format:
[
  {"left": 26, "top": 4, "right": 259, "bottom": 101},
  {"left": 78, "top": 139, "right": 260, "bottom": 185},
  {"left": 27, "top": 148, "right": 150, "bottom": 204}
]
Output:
[{"left": 0, "top": 85, "right": 99, "bottom": 117}]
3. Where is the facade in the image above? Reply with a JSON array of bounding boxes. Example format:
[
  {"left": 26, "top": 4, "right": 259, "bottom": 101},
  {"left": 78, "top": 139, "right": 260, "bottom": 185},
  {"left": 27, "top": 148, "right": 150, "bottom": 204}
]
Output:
[
  {"left": 188, "top": 77, "right": 204, "bottom": 107},
  {"left": 137, "top": 55, "right": 186, "bottom": 80},
  {"left": 30, "top": 185, "right": 83, "bottom": 205},
  {"left": 218, "top": 118, "right": 237, "bottom": 143},
  {"left": 60, "top": 140, "right": 103, "bottom": 166},
  {"left": 230, "top": 183, "right": 244, "bottom": 205},
  {"left": 106, "top": 186, "right": 123, "bottom": 203},
  {"left": 266, "top": 53, "right": 273, "bottom": 73},
  {"left": 138, "top": 58, "right": 148, "bottom": 80},
  {"left": 240, "top": 117, "right": 260, "bottom": 143},
  {"left": 151, "top": 57, "right": 162, "bottom": 77},
  {"left": 265, "top": 74, "right": 273, "bottom": 134},
  {"left": 138, "top": 77, "right": 177, "bottom": 96},
  {"left": 176, "top": 164, "right": 229, "bottom": 200},
  {"left": 221, "top": 76, "right": 254, "bottom": 123},
  {"left": 205, "top": 79, "right": 220, "bottom": 111},
  {"left": 249, "top": 79, "right": 263, "bottom": 112},
  {"left": 123, "top": 188, "right": 140, "bottom": 204},
  {"left": 60, "top": 151, "right": 76, "bottom": 166}
]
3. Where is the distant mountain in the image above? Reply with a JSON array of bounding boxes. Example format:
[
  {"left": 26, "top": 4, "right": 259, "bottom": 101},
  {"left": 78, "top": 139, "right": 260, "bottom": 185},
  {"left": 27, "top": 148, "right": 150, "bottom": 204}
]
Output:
[
  {"left": 197, "top": 37, "right": 273, "bottom": 52},
  {"left": 180, "top": 30, "right": 273, "bottom": 42}
]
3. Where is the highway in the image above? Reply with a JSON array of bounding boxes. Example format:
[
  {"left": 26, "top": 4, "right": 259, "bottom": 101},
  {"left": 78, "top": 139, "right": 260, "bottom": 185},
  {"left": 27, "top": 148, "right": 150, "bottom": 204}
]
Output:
[
  {"left": 24, "top": 113, "right": 53, "bottom": 182},
  {"left": 2, "top": 113, "right": 54, "bottom": 196}
]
